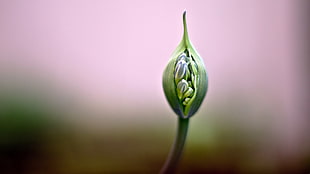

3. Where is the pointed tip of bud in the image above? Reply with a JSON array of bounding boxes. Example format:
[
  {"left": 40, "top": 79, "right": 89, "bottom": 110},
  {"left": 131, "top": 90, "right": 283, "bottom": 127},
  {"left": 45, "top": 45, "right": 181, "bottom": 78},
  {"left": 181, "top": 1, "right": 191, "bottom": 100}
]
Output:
[{"left": 182, "top": 11, "right": 189, "bottom": 47}]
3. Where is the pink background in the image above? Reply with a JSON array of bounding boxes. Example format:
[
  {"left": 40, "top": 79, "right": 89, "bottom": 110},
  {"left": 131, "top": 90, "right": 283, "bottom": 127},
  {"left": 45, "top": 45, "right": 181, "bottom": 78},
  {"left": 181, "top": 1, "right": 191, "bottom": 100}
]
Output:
[{"left": 0, "top": 1, "right": 308, "bottom": 173}]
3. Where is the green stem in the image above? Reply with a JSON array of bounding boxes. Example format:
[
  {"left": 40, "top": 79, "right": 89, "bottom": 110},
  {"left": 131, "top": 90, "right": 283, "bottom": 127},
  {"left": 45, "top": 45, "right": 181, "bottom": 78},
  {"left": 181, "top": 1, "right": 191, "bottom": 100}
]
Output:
[{"left": 160, "top": 117, "right": 190, "bottom": 174}]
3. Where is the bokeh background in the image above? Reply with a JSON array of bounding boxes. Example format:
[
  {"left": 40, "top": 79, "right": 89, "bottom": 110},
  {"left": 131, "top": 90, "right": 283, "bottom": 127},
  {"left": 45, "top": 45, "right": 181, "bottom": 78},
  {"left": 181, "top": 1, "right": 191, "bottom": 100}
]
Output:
[{"left": 0, "top": 0, "right": 309, "bottom": 174}]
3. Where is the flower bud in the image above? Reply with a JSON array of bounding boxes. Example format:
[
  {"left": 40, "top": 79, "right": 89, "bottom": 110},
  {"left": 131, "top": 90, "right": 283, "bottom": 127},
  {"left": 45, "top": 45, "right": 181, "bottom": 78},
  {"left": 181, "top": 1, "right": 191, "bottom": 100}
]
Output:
[{"left": 162, "top": 11, "right": 208, "bottom": 118}]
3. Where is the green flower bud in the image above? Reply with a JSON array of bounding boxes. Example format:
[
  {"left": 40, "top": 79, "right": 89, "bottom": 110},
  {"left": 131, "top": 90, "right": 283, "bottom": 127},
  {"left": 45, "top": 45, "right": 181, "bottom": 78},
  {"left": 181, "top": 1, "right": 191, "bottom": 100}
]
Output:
[{"left": 162, "top": 11, "right": 208, "bottom": 118}]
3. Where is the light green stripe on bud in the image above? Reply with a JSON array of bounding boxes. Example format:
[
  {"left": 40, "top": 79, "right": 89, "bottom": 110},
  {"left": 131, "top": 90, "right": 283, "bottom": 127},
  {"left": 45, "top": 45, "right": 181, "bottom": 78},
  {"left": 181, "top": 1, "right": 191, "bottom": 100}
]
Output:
[{"left": 162, "top": 11, "right": 208, "bottom": 118}]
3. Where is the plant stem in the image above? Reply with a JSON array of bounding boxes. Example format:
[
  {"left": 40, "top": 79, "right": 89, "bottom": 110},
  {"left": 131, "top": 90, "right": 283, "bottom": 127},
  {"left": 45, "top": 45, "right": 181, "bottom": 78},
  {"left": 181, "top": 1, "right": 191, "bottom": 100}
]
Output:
[{"left": 160, "top": 117, "right": 190, "bottom": 174}]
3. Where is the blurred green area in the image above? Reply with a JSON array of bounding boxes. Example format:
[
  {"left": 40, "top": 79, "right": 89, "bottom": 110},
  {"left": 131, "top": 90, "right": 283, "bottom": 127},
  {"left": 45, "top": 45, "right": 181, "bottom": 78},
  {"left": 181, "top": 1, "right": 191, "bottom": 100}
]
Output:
[{"left": 0, "top": 86, "right": 309, "bottom": 174}]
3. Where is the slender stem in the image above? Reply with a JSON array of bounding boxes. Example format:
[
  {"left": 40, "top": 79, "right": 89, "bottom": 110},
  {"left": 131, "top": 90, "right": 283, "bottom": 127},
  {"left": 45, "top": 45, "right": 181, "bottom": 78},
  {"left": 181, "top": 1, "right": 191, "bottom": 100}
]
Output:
[{"left": 160, "top": 117, "right": 190, "bottom": 174}]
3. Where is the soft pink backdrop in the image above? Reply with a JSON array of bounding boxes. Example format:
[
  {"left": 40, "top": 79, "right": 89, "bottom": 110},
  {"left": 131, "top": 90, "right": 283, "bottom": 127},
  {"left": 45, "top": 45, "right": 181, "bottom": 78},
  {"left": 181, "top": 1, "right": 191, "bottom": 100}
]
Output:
[
  {"left": 0, "top": 0, "right": 306, "bottom": 157},
  {"left": 1, "top": 1, "right": 309, "bottom": 173},
  {"left": 0, "top": 0, "right": 300, "bottom": 106}
]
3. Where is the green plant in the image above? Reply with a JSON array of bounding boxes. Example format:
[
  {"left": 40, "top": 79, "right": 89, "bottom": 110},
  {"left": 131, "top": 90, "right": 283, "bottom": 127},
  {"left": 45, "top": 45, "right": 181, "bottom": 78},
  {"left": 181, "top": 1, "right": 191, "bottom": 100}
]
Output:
[{"left": 161, "top": 11, "right": 208, "bottom": 174}]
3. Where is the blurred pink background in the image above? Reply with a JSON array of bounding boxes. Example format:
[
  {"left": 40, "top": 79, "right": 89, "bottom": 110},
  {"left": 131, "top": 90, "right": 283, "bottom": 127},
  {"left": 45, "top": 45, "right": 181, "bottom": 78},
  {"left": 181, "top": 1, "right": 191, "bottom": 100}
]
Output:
[{"left": 0, "top": 0, "right": 309, "bottom": 173}]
